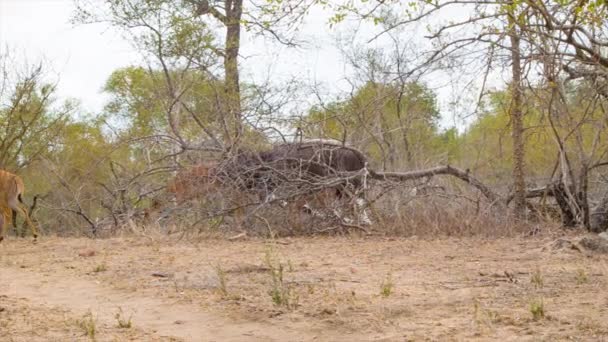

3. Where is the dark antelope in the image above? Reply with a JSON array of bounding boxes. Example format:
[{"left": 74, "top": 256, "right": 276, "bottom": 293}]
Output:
[{"left": 218, "top": 139, "right": 373, "bottom": 225}]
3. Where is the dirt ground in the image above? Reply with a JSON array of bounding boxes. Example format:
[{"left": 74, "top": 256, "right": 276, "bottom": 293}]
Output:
[{"left": 1, "top": 231, "right": 608, "bottom": 341}]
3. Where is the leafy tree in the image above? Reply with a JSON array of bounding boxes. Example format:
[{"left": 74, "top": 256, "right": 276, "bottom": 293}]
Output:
[
  {"left": 300, "top": 81, "right": 441, "bottom": 169},
  {"left": 461, "top": 83, "right": 608, "bottom": 189},
  {"left": 103, "top": 66, "right": 268, "bottom": 150},
  {"left": 0, "top": 60, "right": 72, "bottom": 171},
  {"left": 75, "top": 0, "right": 316, "bottom": 148}
]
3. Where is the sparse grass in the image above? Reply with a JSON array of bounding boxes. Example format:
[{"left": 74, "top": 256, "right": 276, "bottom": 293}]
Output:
[
  {"left": 575, "top": 268, "right": 589, "bottom": 285},
  {"left": 473, "top": 299, "right": 502, "bottom": 327},
  {"left": 530, "top": 268, "right": 543, "bottom": 289},
  {"left": 215, "top": 263, "right": 228, "bottom": 297},
  {"left": 380, "top": 272, "right": 394, "bottom": 297},
  {"left": 264, "top": 245, "right": 298, "bottom": 309},
  {"left": 576, "top": 319, "right": 608, "bottom": 335},
  {"left": 76, "top": 311, "right": 97, "bottom": 340},
  {"left": 376, "top": 198, "right": 536, "bottom": 237},
  {"left": 5, "top": 235, "right": 608, "bottom": 341},
  {"left": 268, "top": 263, "right": 286, "bottom": 305},
  {"left": 93, "top": 262, "right": 107, "bottom": 273},
  {"left": 529, "top": 298, "right": 545, "bottom": 320},
  {"left": 114, "top": 307, "right": 132, "bottom": 329}
]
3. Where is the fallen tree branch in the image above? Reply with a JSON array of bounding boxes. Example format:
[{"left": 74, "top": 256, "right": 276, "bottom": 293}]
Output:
[
  {"left": 506, "top": 185, "right": 556, "bottom": 205},
  {"left": 369, "top": 165, "right": 502, "bottom": 205}
]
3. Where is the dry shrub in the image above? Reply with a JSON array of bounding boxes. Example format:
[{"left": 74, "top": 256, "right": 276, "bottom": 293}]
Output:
[
  {"left": 144, "top": 176, "right": 553, "bottom": 238},
  {"left": 131, "top": 184, "right": 368, "bottom": 238},
  {"left": 33, "top": 158, "right": 563, "bottom": 239},
  {"left": 364, "top": 179, "right": 548, "bottom": 238},
  {"left": 373, "top": 197, "right": 529, "bottom": 237}
]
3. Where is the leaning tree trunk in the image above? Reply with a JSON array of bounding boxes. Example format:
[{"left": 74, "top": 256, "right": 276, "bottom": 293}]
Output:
[
  {"left": 553, "top": 182, "right": 578, "bottom": 227},
  {"left": 508, "top": 10, "right": 527, "bottom": 219}
]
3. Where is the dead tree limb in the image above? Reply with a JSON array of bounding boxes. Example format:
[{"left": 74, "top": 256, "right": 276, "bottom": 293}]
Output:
[
  {"left": 506, "top": 185, "right": 556, "bottom": 205},
  {"left": 369, "top": 165, "right": 502, "bottom": 206}
]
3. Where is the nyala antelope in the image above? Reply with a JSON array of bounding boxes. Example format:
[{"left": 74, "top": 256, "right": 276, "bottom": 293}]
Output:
[{"left": 0, "top": 170, "right": 38, "bottom": 242}]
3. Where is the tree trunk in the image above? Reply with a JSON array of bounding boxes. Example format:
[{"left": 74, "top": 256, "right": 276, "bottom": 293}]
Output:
[
  {"left": 224, "top": 0, "right": 243, "bottom": 146},
  {"left": 579, "top": 165, "right": 590, "bottom": 228},
  {"left": 553, "top": 182, "right": 578, "bottom": 227},
  {"left": 191, "top": 0, "right": 243, "bottom": 147},
  {"left": 590, "top": 192, "right": 608, "bottom": 232},
  {"left": 508, "top": 11, "right": 527, "bottom": 219}
]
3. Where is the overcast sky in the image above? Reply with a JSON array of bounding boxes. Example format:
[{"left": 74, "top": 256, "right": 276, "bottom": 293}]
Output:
[
  {"left": 0, "top": 0, "right": 486, "bottom": 129},
  {"left": 0, "top": 0, "right": 138, "bottom": 112},
  {"left": 0, "top": 0, "right": 349, "bottom": 111}
]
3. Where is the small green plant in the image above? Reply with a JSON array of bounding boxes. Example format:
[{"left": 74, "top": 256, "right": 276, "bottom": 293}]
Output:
[
  {"left": 207, "top": 216, "right": 225, "bottom": 232},
  {"left": 76, "top": 311, "right": 97, "bottom": 340},
  {"left": 268, "top": 261, "right": 299, "bottom": 308},
  {"left": 529, "top": 298, "right": 545, "bottom": 320},
  {"left": 264, "top": 244, "right": 277, "bottom": 267},
  {"left": 93, "top": 262, "right": 107, "bottom": 273},
  {"left": 380, "top": 272, "right": 394, "bottom": 297},
  {"left": 269, "top": 263, "right": 286, "bottom": 304},
  {"left": 575, "top": 269, "right": 588, "bottom": 285},
  {"left": 264, "top": 245, "right": 298, "bottom": 309},
  {"left": 215, "top": 263, "right": 228, "bottom": 297},
  {"left": 114, "top": 307, "right": 132, "bottom": 329},
  {"left": 530, "top": 268, "right": 543, "bottom": 289}
]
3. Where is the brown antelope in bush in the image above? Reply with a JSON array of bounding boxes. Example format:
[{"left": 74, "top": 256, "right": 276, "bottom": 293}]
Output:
[
  {"left": 167, "top": 162, "right": 219, "bottom": 204},
  {"left": 0, "top": 170, "right": 38, "bottom": 242}
]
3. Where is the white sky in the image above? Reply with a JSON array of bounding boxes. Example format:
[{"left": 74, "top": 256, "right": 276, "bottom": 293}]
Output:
[
  {"left": 0, "top": 0, "right": 487, "bottom": 129},
  {"left": 0, "top": 0, "right": 141, "bottom": 113},
  {"left": 0, "top": 0, "right": 353, "bottom": 113}
]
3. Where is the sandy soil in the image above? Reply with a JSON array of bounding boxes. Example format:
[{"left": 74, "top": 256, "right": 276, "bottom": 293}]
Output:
[{"left": 1, "top": 232, "right": 608, "bottom": 341}]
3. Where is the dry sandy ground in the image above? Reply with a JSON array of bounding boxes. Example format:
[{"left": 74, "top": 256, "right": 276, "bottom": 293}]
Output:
[{"left": 1, "top": 232, "right": 608, "bottom": 341}]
